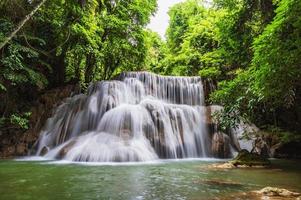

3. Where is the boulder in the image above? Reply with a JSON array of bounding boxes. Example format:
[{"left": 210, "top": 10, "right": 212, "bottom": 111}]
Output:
[
  {"left": 56, "top": 140, "right": 77, "bottom": 159},
  {"left": 230, "top": 149, "right": 271, "bottom": 166},
  {"left": 209, "top": 162, "right": 236, "bottom": 169},
  {"left": 255, "top": 187, "right": 300, "bottom": 198},
  {"left": 252, "top": 137, "right": 270, "bottom": 158},
  {"left": 40, "top": 146, "right": 49, "bottom": 156},
  {"left": 212, "top": 132, "right": 232, "bottom": 158},
  {"left": 224, "top": 188, "right": 300, "bottom": 200}
]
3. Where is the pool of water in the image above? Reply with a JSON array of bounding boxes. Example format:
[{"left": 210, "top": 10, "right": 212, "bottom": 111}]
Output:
[{"left": 0, "top": 158, "right": 300, "bottom": 200}]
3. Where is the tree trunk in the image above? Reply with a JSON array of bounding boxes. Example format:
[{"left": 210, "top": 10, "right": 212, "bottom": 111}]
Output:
[
  {"left": 0, "top": 0, "right": 47, "bottom": 50},
  {"left": 85, "top": 54, "right": 96, "bottom": 83}
]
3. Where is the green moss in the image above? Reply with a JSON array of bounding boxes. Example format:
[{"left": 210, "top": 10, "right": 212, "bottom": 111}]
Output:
[{"left": 230, "top": 150, "right": 271, "bottom": 166}]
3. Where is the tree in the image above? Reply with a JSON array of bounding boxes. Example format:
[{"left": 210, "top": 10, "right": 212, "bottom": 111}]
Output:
[
  {"left": 0, "top": 0, "right": 47, "bottom": 50},
  {"left": 212, "top": 0, "right": 301, "bottom": 131},
  {"left": 0, "top": 0, "right": 157, "bottom": 129},
  {"left": 143, "top": 29, "right": 166, "bottom": 73}
]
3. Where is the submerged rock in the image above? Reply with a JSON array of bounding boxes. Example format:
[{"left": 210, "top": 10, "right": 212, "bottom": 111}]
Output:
[
  {"left": 230, "top": 149, "right": 271, "bottom": 167},
  {"left": 195, "top": 179, "right": 243, "bottom": 187}
]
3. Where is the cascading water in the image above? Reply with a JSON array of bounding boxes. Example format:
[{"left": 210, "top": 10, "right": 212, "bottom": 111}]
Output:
[{"left": 35, "top": 72, "right": 211, "bottom": 162}]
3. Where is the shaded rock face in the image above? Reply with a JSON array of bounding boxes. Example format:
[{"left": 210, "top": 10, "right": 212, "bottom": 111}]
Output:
[
  {"left": 252, "top": 137, "right": 270, "bottom": 158},
  {"left": 248, "top": 132, "right": 301, "bottom": 159},
  {"left": 202, "top": 78, "right": 217, "bottom": 106},
  {"left": 273, "top": 141, "right": 301, "bottom": 159},
  {"left": 211, "top": 132, "right": 232, "bottom": 158},
  {"left": 231, "top": 123, "right": 259, "bottom": 152},
  {"left": 0, "top": 84, "right": 80, "bottom": 158},
  {"left": 205, "top": 105, "right": 243, "bottom": 158}
]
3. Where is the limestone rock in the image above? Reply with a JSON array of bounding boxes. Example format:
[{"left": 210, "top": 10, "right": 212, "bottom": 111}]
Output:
[
  {"left": 212, "top": 132, "right": 231, "bottom": 158},
  {"left": 252, "top": 137, "right": 270, "bottom": 158},
  {"left": 256, "top": 187, "right": 300, "bottom": 198},
  {"left": 56, "top": 140, "right": 77, "bottom": 159},
  {"left": 209, "top": 162, "right": 236, "bottom": 169}
]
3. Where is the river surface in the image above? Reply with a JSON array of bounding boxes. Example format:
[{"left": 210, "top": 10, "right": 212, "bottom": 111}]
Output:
[{"left": 0, "top": 158, "right": 300, "bottom": 200}]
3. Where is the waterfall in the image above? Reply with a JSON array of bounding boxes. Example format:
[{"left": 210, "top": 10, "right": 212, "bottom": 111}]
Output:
[{"left": 35, "top": 72, "right": 211, "bottom": 162}]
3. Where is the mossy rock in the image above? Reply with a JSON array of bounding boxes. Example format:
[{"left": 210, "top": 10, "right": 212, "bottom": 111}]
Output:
[{"left": 230, "top": 149, "right": 271, "bottom": 166}]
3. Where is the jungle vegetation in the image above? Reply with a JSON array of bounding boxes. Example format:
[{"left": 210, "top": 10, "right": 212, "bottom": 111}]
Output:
[{"left": 0, "top": 0, "right": 300, "bottom": 139}]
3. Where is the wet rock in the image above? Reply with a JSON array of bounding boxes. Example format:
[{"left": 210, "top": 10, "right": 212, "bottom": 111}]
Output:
[
  {"left": 252, "top": 137, "right": 270, "bottom": 158},
  {"left": 195, "top": 179, "right": 243, "bottom": 187},
  {"left": 3, "top": 146, "right": 16, "bottom": 158},
  {"left": 208, "top": 162, "right": 236, "bottom": 169},
  {"left": 56, "top": 140, "right": 77, "bottom": 159},
  {"left": 212, "top": 132, "right": 231, "bottom": 158},
  {"left": 248, "top": 131, "right": 301, "bottom": 159},
  {"left": 16, "top": 143, "right": 27, "bottom": 155},
  {"left": 208, "top": 162, "right": 268, "bottom": 170},
  {"left": 40, "top": 146, "right": 49, "bottom": 156},
  {"left": 231, "top": 149, "right": 271, "bottom": 167},
  {"left": 255, "top": 187, "right": 300, "bottom": 198}
]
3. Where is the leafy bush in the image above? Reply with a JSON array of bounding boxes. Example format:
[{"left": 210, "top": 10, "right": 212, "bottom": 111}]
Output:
[{"left": 9, "top": 112, "right": 31, "bottom": 130}]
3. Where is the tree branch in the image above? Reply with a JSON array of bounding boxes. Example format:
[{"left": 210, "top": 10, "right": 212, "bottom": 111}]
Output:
[{"left": 0, "top": 0, "right": 47, "bottom": 50}]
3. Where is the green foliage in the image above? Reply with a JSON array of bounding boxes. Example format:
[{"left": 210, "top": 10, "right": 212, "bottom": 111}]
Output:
[
  {"left": 9, "top": 112, "right": 31, "bottom": 130},
  {"left": 231, "top": 149, "right": 271, "bottom": 166},
  {"left": 167, "top": 0, "right": 206, "bottom": 53},
  {"left": 1, "top": 43, "right": 48, "bottom": 88},
  {"left": 260, "top": 125, "right": 301, "bottom": 144},
  {"left": 199, "top": 67, "right": 221, "bottom": 79},
  {"left": 160, "top": 0, "right": 300, "bottom": 136},
  {"left": 212, "top": 104, "right": 243, "bottom": 132},
  {"left": 1, "top": 0, "right": 300, "bottom": 140},
  {"left": 162, "top": 1, "right": 225, "bottom": 77},
  {"left": 0, "top": 0, "right": 157, "bottom": 132},
  {"left": 0, "top": 19, "right": 48, "bottom": 90},
  {"left": 250, "top": 0, "right": 301, "bottom": 107},
  {"left": 143, "top": 29, "right": 167, "bottom": 73},
  {"left": 212, "top": 0, "right": 301, "bottom": 127}
]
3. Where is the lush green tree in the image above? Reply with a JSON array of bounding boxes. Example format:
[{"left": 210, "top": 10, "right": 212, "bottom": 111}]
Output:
[
  {"left": 161, "top": 0, "right": 300, "bottom": 133},
  {"left": 251, "top": 0, "right": 301, "bottom": 108},
  {"left": 166, "top": 0, "right": 205, "bottom": 54},
  {"left": 163, "top": 0, "right": 224, "bottom": 77},
  {"left": 0, "top": 0, "right": 157, "bottom": 129},
  {"left": 212, "top": 0, "right": 301, "bottom": 130},
  {"left": 143, "top": 29, "right": 166, "bottom": 74}
]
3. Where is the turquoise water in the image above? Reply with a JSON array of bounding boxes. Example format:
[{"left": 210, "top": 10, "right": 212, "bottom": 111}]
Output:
[{"left": 0, "top": 158, "right": 300, "bottom": 200}]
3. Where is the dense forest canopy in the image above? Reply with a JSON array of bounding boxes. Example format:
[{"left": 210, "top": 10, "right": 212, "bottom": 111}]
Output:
[
  {"left": 147, "top": 0, "right": 301, "bottom": 138},
  {"left": 0, "top": 0, "right": 157, "bottom": 128},
  {"left": 0, "top": 0, "right": 300, "bottom": 142}
]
